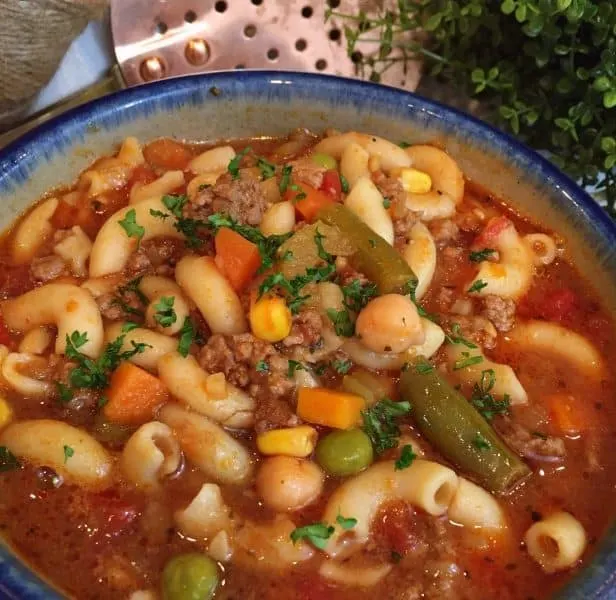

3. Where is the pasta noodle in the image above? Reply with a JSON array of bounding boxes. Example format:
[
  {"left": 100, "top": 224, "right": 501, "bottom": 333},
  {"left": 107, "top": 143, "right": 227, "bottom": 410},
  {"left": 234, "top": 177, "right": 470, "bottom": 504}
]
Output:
[
  {"left": 129, "top": 170, "right": 185, "bottom": 204},
  {"left": 448, "top": 477, "right": 507, "bottom": 531},
  {"left": 17, "top": 327, "right": 53, "bottom": 355},
  {"left": 11, "top": 197, "right": 59, "bottom": 264},
  {"left": 524, "top": 512, "right": 587, "bottom": 573},
  {"left": 344, "top": 177, "right": 394, "bottom": 245},
  {"left": 157, "top": 352, "right": 255, "bottom": 428},
  {"left": 1, "top": 352, "right": 53, "bottom": 397},
  {"left": 187, "top": 145, "right": 236, "bottom": 174},
  {"left": 174, "top": 483, "right": 231, "bottom": 540},
  {"left": 403, "top": 222, "right": 436, "bottom": 300},
  {"left": 138, "top": 275, "right": 190, "bottom": 336},
  {"left": 159, "top": 404, "right": 253, "bottom": 485},
  {"left": 319, "top": 561, "right": 392, "bottom": 587},
  {"left": 523, "top": 233, "right": 558, "bottom": 266},
  {"left": 53, "top": 226, "right": 92, "bottom": 278},
  {"left": 340, "top": 142, "right": 371, "bottom": 187}
]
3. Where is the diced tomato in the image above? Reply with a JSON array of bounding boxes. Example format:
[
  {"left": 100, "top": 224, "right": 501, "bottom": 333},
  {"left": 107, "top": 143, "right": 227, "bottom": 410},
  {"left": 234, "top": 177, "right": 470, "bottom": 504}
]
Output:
[
  {"left": 472, "top": 215, "right": 512, "bottom": 250},
  {"left": 50, "top": 199, "right": 80, "bottom": 230},
  {"left": 87, "top": 491, "right": 140, "bottom": 538},
  {"left": 295, "top": 575, "right": 335, "bottom": 600},
  {"left": 320, "top": 169, "right": 342, "bottom": 200},
  {"left": 374, "top": 501, "right": 416, "bottom": 556},
  {"left": 127, "top": 164, "right": 158, "bottom": 188},
  {"left": 533, "top": 287, "right": 577, "bottom": 323},
  {"left": 143, "top": 138, "right": 193, "bottom": 171}
]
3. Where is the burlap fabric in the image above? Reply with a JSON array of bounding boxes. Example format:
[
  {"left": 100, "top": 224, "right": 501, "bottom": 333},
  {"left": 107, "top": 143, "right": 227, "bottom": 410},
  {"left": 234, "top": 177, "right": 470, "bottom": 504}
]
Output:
[{"left": 0, "top": 0, "right": 107, "bottom": 128}]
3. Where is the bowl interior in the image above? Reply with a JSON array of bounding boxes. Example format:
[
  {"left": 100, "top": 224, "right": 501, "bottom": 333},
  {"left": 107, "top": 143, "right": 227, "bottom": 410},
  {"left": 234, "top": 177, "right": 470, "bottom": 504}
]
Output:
[{"left": 0, "top": 70, "right": 615, "bottom": 599}]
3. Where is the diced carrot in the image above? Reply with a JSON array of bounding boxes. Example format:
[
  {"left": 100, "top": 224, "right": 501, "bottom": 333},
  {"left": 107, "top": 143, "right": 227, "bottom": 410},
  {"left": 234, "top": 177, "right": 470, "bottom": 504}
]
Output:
[
  {"left": 127, "top": 164, "right": 158, "bottom": 188},
  {"left": 103, "top": 363, "right": 169, "bottom": 425},
  {"left": 214, "top": 227, "right": 262, "bottom": 291},
  {"left": 143, "top": 138, "right": 193, "bottom": 171},
  {"left": 296, "top": 387, "right": 365, "bottom": 429},
  {"left": 286, "top": 184, "right": 334, "bottom": 223},
  {"left": 50, "top": 199, "right": 80, "bottom": 229},
  {"left": 472, "top": 216, "right": 513, "bottom": 250},
  {"left": 545, "top": 393, "right": 585, "bottom": 435}
]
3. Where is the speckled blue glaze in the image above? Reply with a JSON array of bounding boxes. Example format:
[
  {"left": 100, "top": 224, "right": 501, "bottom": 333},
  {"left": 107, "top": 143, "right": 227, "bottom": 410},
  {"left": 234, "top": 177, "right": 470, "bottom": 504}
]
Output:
[{"left": 0, "top": 71, "right": 615, "bottom": 599}]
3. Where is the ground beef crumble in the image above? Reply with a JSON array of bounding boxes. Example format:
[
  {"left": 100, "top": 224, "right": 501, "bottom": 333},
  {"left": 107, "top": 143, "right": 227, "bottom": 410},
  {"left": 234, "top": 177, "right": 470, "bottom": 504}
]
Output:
[
  {"left": 481, "top": 294, "right": 516, "bottom": 332},
  {"left": 494, "top": 416, "right": 566, "bottom": 460}
]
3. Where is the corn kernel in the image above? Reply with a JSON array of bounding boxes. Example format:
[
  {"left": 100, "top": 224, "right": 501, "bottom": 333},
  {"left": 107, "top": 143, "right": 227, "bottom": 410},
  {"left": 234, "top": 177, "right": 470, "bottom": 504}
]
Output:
[
  {"left": 256, "top": 425, "right": 318, "bottom": 457},
  {"left": 205, "top": 372, "right": 227, "bottom": 399},
  {"left": 249, "top": 296, "right": 292, "bottom": 343},
  {"left": 0, "top": 396, "right": 13, "bottom": 430},
  {"left": 400, "top": 168, "right": 432, "bottom": 194}
]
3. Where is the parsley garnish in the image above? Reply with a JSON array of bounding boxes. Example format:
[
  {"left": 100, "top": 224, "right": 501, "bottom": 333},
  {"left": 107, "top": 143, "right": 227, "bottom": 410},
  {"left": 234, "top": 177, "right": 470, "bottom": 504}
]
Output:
[
  {"left": 391, "top": 551, "right": 403, "bottom": 564},
  {"left": 453, "top": 352, "right": 484, "bottom": 371},
  {"left": 470, "top": 369, "right": 511, "bottom": 421},
  {"left": 177, "top": 317, "right": 196, "bottom": 357},
  {"left": 159, "top": 194, "right": 209, "bottom": 249},
  {"left": 149, "top": 209, "right": 169, "bottom": 220},
  {"left": 255, "top": 360, "right": 269, "bottom": 373},
  {"left": 414, "top": 361, "right": 435, "bottom": 374},
  {"left": 287, "top": 360, "right": 304, "bottom": 378},
  {"left": 118, "top": 209, "right": 145, "bottom": 245},
  {"left": 118, "top": 276, "right": 148, "bottom": 305},
  {"left": 162, "top": 194, "right": 187, "bottom": 217},
  {"left": 326, "top": 308, "right": 355, "bottom": 337},
  {"left": 153, "top": 296, "right": 176, "bottom": 328},
  {"left": 340, "top": 173, "right": 350, "bottom": 193},
  {"left": 383, "top": 197, "right": 391, "bottom": 209},
  {"left": 55, "top": 381, "right": 73, "bottom": 404},
  {"left": 0, "top": 446, "right": 20, "bottom": 472},
  {"left": 445, "top": 323, "right": 478, "bottom": 349},
  {"left": 336, "top": 514, "right": 357, "bottom": 530},
  {"left": 257, "top": 157, "right": 276, "bottom": 180},
  {"left": 331, "top": 358, "right": 352, "bottom": 374},
  {"left": 468, "top": 279, "right": 488, "bottom": 293},
  {"left": 314, "top": 363, "right": 328, "bottom": 376},
  {"left": 473, "top": 432, "right": 491, "bottom": 451},
  {"left": 279, "top": 164, "right": 293, "bottom": 193},
  {"left": 361, "top": 399, "right": 412, "bottom": 455},
  {"left": 228, "top": 147, "right": 251, "bottom": 180},
  {"left": 341, "top": 279, "right": 378, "bottom": 313},
  {"left": 395, "top": 444, "right": 417, "bottom": 470},
  {"left": 65, "top": 331, "right": 149, "bottom": 390},
  {"left": 469, "top": 248, "right": 495, "bottom": 262},
  {"left": 63, "top": 445, "right": 74, "bottom": 463},
  {"left": 290, "top": 523, "right": 335, "bottom": 550},
  {"left": 398, "top": 141, "right": 411, "bottom": 149}
]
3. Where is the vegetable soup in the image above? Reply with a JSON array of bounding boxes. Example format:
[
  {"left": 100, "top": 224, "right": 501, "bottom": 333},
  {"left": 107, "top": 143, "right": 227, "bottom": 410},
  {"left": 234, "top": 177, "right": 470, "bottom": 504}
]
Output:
[{"left": 0, "top": 129, "right": 614, "bottom": 600}]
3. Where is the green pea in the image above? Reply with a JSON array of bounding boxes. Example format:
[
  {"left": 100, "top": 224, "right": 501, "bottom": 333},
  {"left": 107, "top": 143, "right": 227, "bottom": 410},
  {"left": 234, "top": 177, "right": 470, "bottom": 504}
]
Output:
[
  {"left": 311, "top": 152, "right": 338, "bottom": 170},
  {"left": 316, "top": 429, "right": 374, "bottom": 476},
  {"left": 162, "top": 553, "right": 219, "bottom": 600}
]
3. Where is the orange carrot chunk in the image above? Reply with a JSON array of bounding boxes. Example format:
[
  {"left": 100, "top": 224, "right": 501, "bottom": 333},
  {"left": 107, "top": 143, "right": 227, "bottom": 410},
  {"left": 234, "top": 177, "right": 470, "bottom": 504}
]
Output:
[
  {"left": 214, "top": 227, "right": 262, "bottom": 291},
  {"left": 545, "top": 393, "right": 585, "bottom": 435},
  {"left": 103, "top": 363, "right": 169, "bottom": 425},
  {"left": 143, "top": 138, "right": 193, "bottom": 171},
  {"left": 287, "top": 184, "right": 334, "bottom": 223},
  {"left": 297, "top": 387, "right": 365, "bottom": 429}
]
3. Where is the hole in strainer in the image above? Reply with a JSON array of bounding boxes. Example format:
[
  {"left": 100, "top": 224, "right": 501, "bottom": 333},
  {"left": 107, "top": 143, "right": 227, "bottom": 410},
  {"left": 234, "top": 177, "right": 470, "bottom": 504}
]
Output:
[
  {"left": 184, "top": 10, "right": 197, "bottom": 23},
  {"left": 235, "top": 64, "right": 246, "bottom": 69},
  {"left": 267, "top": 48, "right": 279, "bottom": 61},
  {"left": 252, "top": 0, "right": 263, "bottom": 4},
  {"left": 155, "top": 21, "right": 168, "bottom": 34},
  {"left": 329, "top": 29, "right": 341, "bottom": 41},
  {"left": 327, "top": 0, "right": 341, "bottom": 7},
  {"left": 351, "top": 51, "right": 363, "bottom": 63},
  {"left": 315, "top": 59, "right": 327, "bottom": 71},
  {"left": 295, "top": 39, "right": 307, "bottom": 52},
  {"left": 215, "top": 1, "right": 228, "bottom": 12},
  {"left": 301, "top": 6, "right": 313, "bottom": 18},
  {"left": 244, "top": 24, "right": 257, "bottom": 38}
]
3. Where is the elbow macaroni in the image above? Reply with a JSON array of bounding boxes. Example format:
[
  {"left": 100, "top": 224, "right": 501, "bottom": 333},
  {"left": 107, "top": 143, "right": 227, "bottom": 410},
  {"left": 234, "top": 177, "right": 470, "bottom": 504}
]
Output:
[
  {"left": 344, "top": 177, "right": 394, "bottom": 245},
  {"left": 53, "top": 226, "right": 93, "bottom": 278},
  {"left": 11, "top": 197, "right": 59, "bottom": 265},
  {"left": 174, "top": 483, "right": 231, "bottom": 540},
  {"left": 129, "top": 170, "right": 185, "bottom": 204},
  {"left": 139, "top": 275, "right": 190, "bottom": 336},
  {"left": 403, "top": 222, "right": 436, "bottom": 300}
]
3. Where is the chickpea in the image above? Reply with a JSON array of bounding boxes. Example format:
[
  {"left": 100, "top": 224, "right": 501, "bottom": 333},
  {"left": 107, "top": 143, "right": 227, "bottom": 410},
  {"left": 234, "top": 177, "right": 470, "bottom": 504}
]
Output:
[
  {"left": 256, "top": 456, "right": 324, "bottom": 512},
  {"left": 355, "top": 293, "right": 424, "bottom": 353}
]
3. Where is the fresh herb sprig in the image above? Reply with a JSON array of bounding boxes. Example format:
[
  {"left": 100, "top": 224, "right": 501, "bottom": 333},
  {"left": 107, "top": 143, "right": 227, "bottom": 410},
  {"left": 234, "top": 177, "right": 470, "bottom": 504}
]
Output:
[{"left": 361, "top": 398, "right": 412, "bottom": 455}]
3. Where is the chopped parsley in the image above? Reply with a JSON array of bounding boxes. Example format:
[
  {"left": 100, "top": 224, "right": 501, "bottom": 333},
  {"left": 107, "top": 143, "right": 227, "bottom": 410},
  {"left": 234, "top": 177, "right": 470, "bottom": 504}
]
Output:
[
  {"left": 118, "top": 209, "right": 144, "bottom": 245},
  {"left": 153, "top": 296, "right": 176, "bottom": 328},
  {"left": 341, "top": 279, "right": 378, "bottom": 313},
  {"left": 470, "top": 369, "right": 511, "bottom": 421},
  {"left": 255, "top": 360, "right": 269, "bottom": 373},
  {"left": 0, "top": 446, "right": 20, "bottom": 472},
  {"left": 383, "top": 197, "right": 391, "bottom": 209},
  {"left": 162, "top": 194, "right": 187, "bottom": 218},
  {"left": 256, "top": 157, "right": 276, "bottom": 180},
  {"left": 290, "top": 523, "right": 335, "bottom": 550},
  {"left": 469, "top": 248, "right": 495, "bottom": 263},
  {"left": 361, "top": 399, "right": 412, "bottom": 455},
  {"left": 398, "top": 141, "right": 411, "bottom": 149},
  {"left": 118, "top": 276, "right": 148, "bottom": 305},
  {"left": 340, "top": 173, "right": 350, "bottom": 193},
  {"left": 395, "top": 444, "right": 417, "bottom": 470},
  {"left": 55, "top": 381, "right": 73, "bottom": 404},
  {"left": 336, "top": 514, "right": 357, "bottom": 530},
  {"left": 391, "top": 551, "right": 403, "bottom": 564},
  {"left": 177, "top": 317, "right": 196, "bottom": 357},
  {"left": 289, "top": 183, "right": 306, "bottom": 202},
  {"left": 331, "top": 358, "right": 352, "bottom": 374},
  {"left": 228, "top": 146, "right": 251, "bottom": 179},
  {"left": 326, "top": 308, "right": 355, "bottom": 337},
  {"left": 313, "top": 363, "right": 328, "bottom": 376},
  {"left": 453, "top": 352, "right": 484, "bottom": 371},
  {"left": 63, "top": 445, "right": 74, "bottom": 463},
  {"left": 473, "top": 432, "right": 491, "bottom": 451},
  {"left": 468, "top": 279, "right": 488, "bottom": 293},
  {"left": 287, "top": 360, "right": 305, "bottom": 378},
  {"left": 65, "top": 331, "right": 149, "bottom": 390},
  {"left": 445, "top": 323, "right": 478, "bottom": 349},
  {"left": 149, "top": 209, "right": 169, "bottom": 220},
  {"left": 414, "top": 361, "right": 435, "bottom": 375},
  {"left": 279, "top": 164, "right": 293, "bottom": 193}
]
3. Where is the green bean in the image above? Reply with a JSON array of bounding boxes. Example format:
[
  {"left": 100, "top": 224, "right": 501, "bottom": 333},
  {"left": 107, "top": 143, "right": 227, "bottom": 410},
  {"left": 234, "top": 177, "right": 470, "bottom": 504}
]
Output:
[
  {"left": 399, "top": 360, "right": 530, "bottom": 494},
  {"left": 162, "top": 553, "right": 219, "bottom": 600},
  {"left": 318, "top": 204, "right": 417, "bottom": 295}
]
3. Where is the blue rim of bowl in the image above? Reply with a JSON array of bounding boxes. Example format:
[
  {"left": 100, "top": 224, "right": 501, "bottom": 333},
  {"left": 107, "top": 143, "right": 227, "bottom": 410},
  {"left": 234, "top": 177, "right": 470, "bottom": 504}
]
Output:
[{"left": 0, "top": 70, "right": 615, "bottom": 599}]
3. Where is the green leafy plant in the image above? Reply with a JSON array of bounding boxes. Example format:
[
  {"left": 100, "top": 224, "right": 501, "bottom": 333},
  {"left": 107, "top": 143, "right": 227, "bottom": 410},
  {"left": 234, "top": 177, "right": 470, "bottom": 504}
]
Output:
[{"left": 329, "top": 0, "right": 616, "bottom": 214}]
